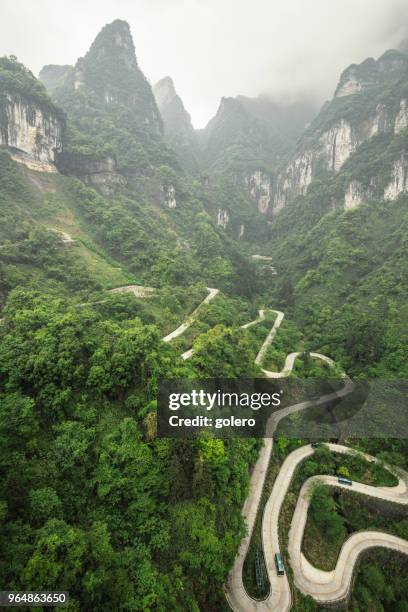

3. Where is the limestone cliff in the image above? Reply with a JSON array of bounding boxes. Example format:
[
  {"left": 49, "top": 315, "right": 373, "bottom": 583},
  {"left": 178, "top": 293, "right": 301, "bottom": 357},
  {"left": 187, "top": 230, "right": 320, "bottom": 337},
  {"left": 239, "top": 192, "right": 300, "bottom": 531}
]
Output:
[
  {"left": 343, "top": 180, "right": 375, "bottom": 210},
  {"left": 394, "top": 99, "right": 408, "bottom": 134},
  {"left": 269, "top": 50, "right": 408, "bottom": 214},
  {"left": 0, "top": 57, "right": 63, "bottom": 171},
  {"left": 246, "top": 170, "right": 272, "bottom": 213},
  {"left": 163, "top": 184, "right": 177, "bottom": 208},
  {"left": 217, "top": 208, "right": 229, "bottom": 228},
  {"left": 59, "top": 155, "right": 126, "bottom": 196},
  {"left": 42, "top": 20, "right": 168, "bottom": 191},
  {"left": 384, "top": 155, "right": 408, "bottom": 201},
  {"left": 335, "top": 51, "right": 408, "bottom": 98},
  {"left": 272, "top": 118, "right": 361, "bottom": 211},
  {"left": 0, "top": 95, "right": 62, "bottom": 171}
]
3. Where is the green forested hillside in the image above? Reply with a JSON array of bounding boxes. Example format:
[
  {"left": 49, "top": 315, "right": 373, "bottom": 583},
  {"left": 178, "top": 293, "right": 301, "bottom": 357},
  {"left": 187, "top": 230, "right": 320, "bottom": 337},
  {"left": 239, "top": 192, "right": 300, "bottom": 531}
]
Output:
[
  {"left": 0, "top": 137, "right": 265, "bottom": 611},
  {"left": 0, "top": 56, "right": 63, "bottom": 118},
  {"left": 268, "top": 135, "right": 408, "bottom": 378},
  {"left": 0, "top": 22, "right": 266, "bottom": 611},
  {"left": 199, "top": 94, "right": 315, "bottom": 177},
  {"left": 0, "top": 14, "right": 408, "bottom": 612},
  {"left": 0, "top": 287, "right": 263, "bottom": 610}
]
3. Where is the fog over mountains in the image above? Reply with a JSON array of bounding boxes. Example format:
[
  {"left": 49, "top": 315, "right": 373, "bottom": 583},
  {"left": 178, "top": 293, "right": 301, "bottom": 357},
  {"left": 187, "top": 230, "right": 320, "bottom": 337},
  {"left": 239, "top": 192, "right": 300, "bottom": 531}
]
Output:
[
  {"left": 1, "top": 0, "right": 408, "bottom": 126},
  {"left": 1, "top": 5, "right": 408, "bottom": 611}
]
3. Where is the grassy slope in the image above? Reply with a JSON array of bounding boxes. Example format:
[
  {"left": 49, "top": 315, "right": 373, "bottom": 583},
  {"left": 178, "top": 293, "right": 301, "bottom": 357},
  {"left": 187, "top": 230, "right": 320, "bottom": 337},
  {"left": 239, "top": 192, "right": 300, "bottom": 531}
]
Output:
[
  {"left": 0, "top": 155, "right": 231, "bottom": 337},
  {"left": 0, "top": 157, "right": 130, "bottom": 288}
]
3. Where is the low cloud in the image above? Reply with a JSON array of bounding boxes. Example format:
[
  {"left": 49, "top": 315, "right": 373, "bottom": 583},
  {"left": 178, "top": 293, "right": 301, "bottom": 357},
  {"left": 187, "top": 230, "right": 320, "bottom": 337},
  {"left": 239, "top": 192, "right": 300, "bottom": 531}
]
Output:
[{"left": 0, "top": 0, "right": 407, "bottom": 127}]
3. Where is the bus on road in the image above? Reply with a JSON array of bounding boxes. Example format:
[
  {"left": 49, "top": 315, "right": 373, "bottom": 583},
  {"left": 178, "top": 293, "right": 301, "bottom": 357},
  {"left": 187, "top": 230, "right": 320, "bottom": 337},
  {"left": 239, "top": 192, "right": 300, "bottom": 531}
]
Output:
[
  {"left": 275, "top": 552, "right": 285, "bottom": 576},
  {"left": 338, "top": 476, "right": 353, "bottom": 486}
]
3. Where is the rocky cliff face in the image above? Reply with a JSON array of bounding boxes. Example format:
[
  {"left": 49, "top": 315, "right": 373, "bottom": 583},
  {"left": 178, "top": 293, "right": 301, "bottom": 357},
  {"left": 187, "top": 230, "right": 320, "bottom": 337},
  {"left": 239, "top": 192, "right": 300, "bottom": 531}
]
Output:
[
  {"left": 0, "top": 56, "right": 64, "bottom": 172},
  {"left": 217, "top": 208, "right": 229, "bottom": 228},
  {"left": 335, "top": 51, "right": 408, "bottom": 98},
  {"left": 246, "top": 170, "right": 272, "bottom": 213},
  {"left": 153, "top": 76, "right": 199, "bottom": 174},
  {"left": 41, "top": 20, "right": 167, "bottom": 191},
  {"left": 59, "top": 155, "right": 126, "bottom": 196},
  {"left": 0, "top": 56, "right": 65, "bottom": 172},
  {"left": 343, "top": 180, "right": 376, "bottom": 210},
  {"left": 394, "top": 99, "right": 408, "bottom": 134},
  {"left": 272, "top": 118, "right": 361, "bottom": 211},
  {"left": 67, "top": 20, "right": 162, "bottom": 132},
  {"left": 342, "top": 169, "right": 408, "bottom": 209},
  {"left": 163, "top": 184, "right": 177, "bottom": 208},
  {"left": 0, "top": 95, "right": 62, "bottom": 171},
  {"left": 384, "top": 155, "right": 408, "bottom": 201},
  {"left": 268, "top": 50, "right": 408, "bottom": 214},
  {"left": 154, "top": 76, "right": 178, "bottom": 111}
]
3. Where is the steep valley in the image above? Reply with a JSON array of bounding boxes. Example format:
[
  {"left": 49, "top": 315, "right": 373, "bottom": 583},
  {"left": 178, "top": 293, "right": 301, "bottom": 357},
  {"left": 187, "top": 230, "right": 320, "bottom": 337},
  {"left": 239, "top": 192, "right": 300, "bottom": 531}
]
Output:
[{"left": 0, "top": 14, "right": 407, "bottom": 612}]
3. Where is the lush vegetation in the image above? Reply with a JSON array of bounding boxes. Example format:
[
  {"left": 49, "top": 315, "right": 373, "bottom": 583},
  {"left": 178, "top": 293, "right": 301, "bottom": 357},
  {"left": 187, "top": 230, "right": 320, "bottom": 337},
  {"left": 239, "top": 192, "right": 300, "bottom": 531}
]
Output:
[
  {"left": 350, "top": 550, "right": 408, "bottom": 611},
  {"left": 0, "top": 17, "right": 407, "bottom": 611},
  {"left": 0, "top": 55, "right": 64, "bottom": 119},
  {"left": 243, "top": 443, "right": 398, "bottom": 601},
  {"left": 305, "top": 485, "right": 407, "bottom": 571},
  {"left": 277, "top": 446, "right": 404, "bottom": 612},
  {"left": 260, "top": 58, "right": 408, "bottom": 607},
  {"left": 269, "top": 182, "right": 408, "bottom": 379},
  {"left": 0, "top": 289, "right": 264, "bottom": 611}
]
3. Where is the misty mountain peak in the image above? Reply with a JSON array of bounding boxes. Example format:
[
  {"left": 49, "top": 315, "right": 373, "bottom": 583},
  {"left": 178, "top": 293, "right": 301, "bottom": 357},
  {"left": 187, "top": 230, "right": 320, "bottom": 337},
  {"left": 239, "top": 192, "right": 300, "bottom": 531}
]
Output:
[
  {"left": 153, "top": 75, "right": 193, "bottom": 130},
  {"left": 335, "top": 49, "right": 408, "bottom": 98},
  {"left": 59, "top": 19, "right": 162, "bottom": 132},
  {"left": 154, "top": 76, "right": 177, "bottom": 107},
  {"left": 153, "top": 76, "right": 198, "bottom": 174},
  {"left": 218, "top": 96, "right": 242, "bottom": 114},
  {"left": 377, "top": 49, "right": 408, "bottom": 72},
  {"left": 205, "top": 97, "right": 247, "bottom": 130},
  {"left": 88, "top": 19, "right": 137, "bottom": 69},
  {"left": 39, "top": 64, "right": 72, "bottom": 94}
]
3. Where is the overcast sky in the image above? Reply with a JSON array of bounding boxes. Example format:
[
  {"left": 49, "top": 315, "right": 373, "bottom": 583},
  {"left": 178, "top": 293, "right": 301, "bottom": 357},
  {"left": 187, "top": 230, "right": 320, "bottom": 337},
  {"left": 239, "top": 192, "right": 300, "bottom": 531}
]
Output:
[{"left": 0, "top": 0, "right": 407, "bottom": 127}]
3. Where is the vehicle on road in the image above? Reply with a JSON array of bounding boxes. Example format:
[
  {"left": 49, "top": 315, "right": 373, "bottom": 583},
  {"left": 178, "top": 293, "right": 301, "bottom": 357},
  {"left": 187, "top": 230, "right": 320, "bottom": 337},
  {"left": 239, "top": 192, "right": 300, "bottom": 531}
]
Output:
[
  {"left": 338, "top": 476, "right": 353, "bottom": 486},
  {"left": 311, "top": 442, "right": 322, "bottom": 448},
  {"left": 275, "top": 552, "right": 285, "bottom": 576}
]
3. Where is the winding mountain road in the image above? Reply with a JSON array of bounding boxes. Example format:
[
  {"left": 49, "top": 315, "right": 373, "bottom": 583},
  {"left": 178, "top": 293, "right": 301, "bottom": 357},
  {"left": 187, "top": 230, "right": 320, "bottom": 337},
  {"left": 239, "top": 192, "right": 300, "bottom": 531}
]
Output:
[
  {"left": 162, "top": 287, "right": 219, "bottom": 343},
  {"left": 225, "top": 380, "right": 354, "bottom": 612},
  {"left": 109, "top": 285, "right": 155, "bottom": 298},
  {"left": 109, "top": 284, "right": 408, "bottom": 609},
  {"left": 3, "top": 226, "right": 394, "bottom": 609},
  {"left": 224, "top": 309, "right": 408, "bottom": 611},
  {"left": 289, "top": 444, "right": 408, "bottom": 604},
  {"left": 180, "top": 307, "right": 271, "bottom": 360},
  {"left": 47, "top": 227, "right": 76, "bottom": 244}
]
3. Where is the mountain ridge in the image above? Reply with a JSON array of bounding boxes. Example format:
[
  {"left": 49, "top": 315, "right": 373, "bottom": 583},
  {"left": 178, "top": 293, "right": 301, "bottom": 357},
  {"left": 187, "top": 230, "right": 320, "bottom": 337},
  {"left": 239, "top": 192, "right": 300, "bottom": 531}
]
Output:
[{"left": 153, "top": 75, "right": 199, "bottom": 174}]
